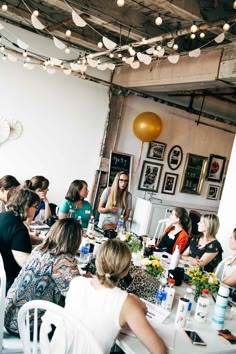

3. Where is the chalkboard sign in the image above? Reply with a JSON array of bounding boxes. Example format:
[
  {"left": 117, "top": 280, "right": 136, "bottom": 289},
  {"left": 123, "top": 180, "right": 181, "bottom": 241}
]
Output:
[{"left": 108, "top": 151, "right": 133, "bottom": 186}]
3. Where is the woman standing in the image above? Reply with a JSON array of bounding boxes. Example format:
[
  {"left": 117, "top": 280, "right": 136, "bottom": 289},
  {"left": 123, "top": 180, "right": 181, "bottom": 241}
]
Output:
[
  {"left": 0, "top": 175, "right": 20, "bottom": 213},
  {"left": 181, "top": 214, "right": 223, "bottom": 272},
  {"left": 62, "top": 239, "right": 167, "bottom": 354},
  {"left": 0, "top": 189, "right": 40, "bottom": 290},
  {"left": 5, "top": 218, "right": 82, "bottom": 337},
  {"left": 58, "top": 180, "right": 92, "bottom": 228},
  {"left": 155, "top": 207, "right": 191, "bottom": 254},
  {"left": 24, "top": 176, "right": 52, "bottom": 221},
  {"left": 98, "top": 171, "right": 132, "bottom": 230}
]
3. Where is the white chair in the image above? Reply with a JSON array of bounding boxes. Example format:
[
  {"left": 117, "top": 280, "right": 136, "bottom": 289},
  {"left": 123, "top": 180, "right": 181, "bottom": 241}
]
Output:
[
  {"left": 0, "top": 254, "right": 23, "bottom": 353},
  {"left": 215, "top": 256, "right": 232, "bottom": 280},
  {"left": 17, "top": 300, "right": 103, "bottom": 354},
  {"left": 153, "top": 218, "right": 170, "bottom": 240}
]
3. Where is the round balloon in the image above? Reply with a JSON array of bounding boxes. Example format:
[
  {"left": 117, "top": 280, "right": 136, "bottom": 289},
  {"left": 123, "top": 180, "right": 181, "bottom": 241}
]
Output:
[{"left": 133, "top": 112, "right": 162, "bottom": 142}]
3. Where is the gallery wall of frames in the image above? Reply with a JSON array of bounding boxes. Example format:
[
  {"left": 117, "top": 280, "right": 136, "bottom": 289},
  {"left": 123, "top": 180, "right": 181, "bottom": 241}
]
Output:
[{"left": 138, "top": 140, "right": 227, "bottom": 201}]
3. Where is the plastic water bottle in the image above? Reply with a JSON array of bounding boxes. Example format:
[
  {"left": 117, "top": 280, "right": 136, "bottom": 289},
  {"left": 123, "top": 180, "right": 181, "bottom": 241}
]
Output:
[
  {"left": 117, "top": 215, "right": 125, "bottom": 238},
  {"left": 155, "top": 278, "right": 167, "bottom": 306},
  {"left": 69, "top": 206, "right": 75, "bottom": 218},
  {"left": 169, "top": 245, "right": 180, "bottom": 270},
  {"left": 87, "top": 214, "right": 94, "bottom": 237},
  {"left": 212, "top": 284, "right": 230, "bottom": 330},
  {"left": 184, "top": 287, "right": 194, "bottom": 322},
  {"left": 194, "top": 289, "right": 210, "bottom": 323},
  {"left": 175, "top": 297, "right": 189, "bottom": 327},
  {"left": 79, "top": 244, "right": 90, "bottom": 265},
  {"left": 165, "top": 278, "right": 176, "bottom": 311}
]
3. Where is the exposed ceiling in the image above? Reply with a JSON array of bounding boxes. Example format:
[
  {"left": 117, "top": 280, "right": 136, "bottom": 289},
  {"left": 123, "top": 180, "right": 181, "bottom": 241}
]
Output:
[{"left": 1, "top": 0, "right": 236, "bottom": 130}]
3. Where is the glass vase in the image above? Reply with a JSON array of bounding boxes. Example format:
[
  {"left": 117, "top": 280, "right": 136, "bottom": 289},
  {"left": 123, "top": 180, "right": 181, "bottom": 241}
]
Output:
[{"left": 193, "top": 284, "right": 202, "bottom": 302}]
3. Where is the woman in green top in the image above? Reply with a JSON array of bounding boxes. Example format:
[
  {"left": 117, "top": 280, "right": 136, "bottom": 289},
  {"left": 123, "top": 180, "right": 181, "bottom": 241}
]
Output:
[{"left": 58, "top": 179, "right": 92, "bottom": 228}]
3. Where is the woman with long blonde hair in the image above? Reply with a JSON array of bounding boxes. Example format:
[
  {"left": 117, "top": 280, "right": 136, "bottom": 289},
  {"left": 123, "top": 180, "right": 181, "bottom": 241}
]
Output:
[{"left": 98, "top": 171, "right": 132, "bottom": 230}]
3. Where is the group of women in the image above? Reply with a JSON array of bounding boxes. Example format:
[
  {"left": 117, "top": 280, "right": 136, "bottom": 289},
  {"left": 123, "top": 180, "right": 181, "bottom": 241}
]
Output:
[{"left": 0, "top": 171, "right": 236, "bottom": 354}]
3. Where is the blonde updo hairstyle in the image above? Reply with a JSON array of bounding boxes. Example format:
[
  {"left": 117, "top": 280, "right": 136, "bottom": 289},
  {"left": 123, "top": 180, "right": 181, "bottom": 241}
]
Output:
[{"left": 96, "top": 239, "right": 131, "bottom": 288}]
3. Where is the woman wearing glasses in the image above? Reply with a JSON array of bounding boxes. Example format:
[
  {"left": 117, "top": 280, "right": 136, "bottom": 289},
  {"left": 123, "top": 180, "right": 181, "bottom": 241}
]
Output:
[
  {"left": 98, "top": 171, "right": 132, "bottom": 230},
  {"left": 0, "top": 189, "right": 40, "bottom": 291}
]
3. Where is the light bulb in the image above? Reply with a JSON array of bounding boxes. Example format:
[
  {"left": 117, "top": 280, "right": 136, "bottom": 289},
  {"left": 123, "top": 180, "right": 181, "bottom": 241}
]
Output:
[
  {"left": 109, "top": 53, "right": 114, "bottom": 58},
  {"left": 66, "top": 29, "right": 71, "bottom": 37},
  {"left": 190, "top": 33, "right": 196, "bottom": 39},
  {"left": 173, "top": 44, "right": 178, "bottom": 50},
  {"left": 23, "top": 51, "right": 28, "bottom": 58},
  {"left": 118, "top": 53, "right": 122, "bottom": 58},
  {"left": 200, "top": 32, "right": 205, "bottom": 38},
  {"left": 33, "top": 10, "right": 39, "bottom": 17},
  {"left": 1, "top": 4, "right": 8, "bottom": 11},
  {"left": 234, "top": 1, "right": 236, "bottom": 9},
  {"left": 0, "top": 46, "right": 5, "bottom": 51},
  {"left": 223, "top": 23, "right": 230, "bottom": 31},
  {"left": 65, "top": 47, "right": 70, "bottom": 54},
  {"left": 190, "top": 23, "right": 198, "bottom": 33},
  {"left": 117, "top": 0, "right": 125, "bottom": 7},
  {"left": 77, "top": 60, "right": 81, "bottom": 64},
  {"left": 26, "top": 57, "right": 30, "bottom": 62},
  {"left": 155, "top": 16, "right": 163, "bottom": 26},
  {"left": 97, "top": 41, "right": 103, "bottom": 48},
  {"left": 122, "top": 56, "right": 126, "bottom": 62}
]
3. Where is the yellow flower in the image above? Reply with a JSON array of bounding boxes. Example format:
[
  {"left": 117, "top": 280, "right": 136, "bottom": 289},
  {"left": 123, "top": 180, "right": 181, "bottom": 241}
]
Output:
[{"left": 142, "top": 258, "right": 152, "bottom": 266}]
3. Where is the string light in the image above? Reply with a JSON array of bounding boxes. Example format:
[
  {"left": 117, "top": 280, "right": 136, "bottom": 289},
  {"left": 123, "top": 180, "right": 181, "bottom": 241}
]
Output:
[
  {"left": 1, "top": 4, "right": 8, "bottom": 11},
  {"left": 97, "top": 41, "right": 103, "bottom": 48},
  {"left": 190, "top": 33, "right": 196, "bottom": 39},
  {"left": 109, "top": 53, "right": 114, "bottom": 58},
  {"left": 173, "top": 44, "right": 178, "bottom": 50},
  {"left": 22, "top": 51, "right": 28, "bottom": 58},
  {"left": 117, "top": 0, "right": 125, "bottom": 7},
  {"left": 65, "top": 29, "right": 71, "bottom": 37},
  {"left": 118, "top": 53, "right": 122, "bottom": 58},
  {"left": 155, "top": 15, "right": 163, "bottom": 26},
  {"left": 65, "top": 47, "right": 70, "bottom": 54},
  {"left": 190, "top": 22, "right": 198, "bottom": 33},
  {"left": 223, "top": 23, "right": 230, "bottom": 31},
  {"left": 33, "top": 10, "right": 39, "bottom": 17},
  {"left": 200, "top": 32, "right": 205, "bottom": 38},
  {"left": 0, "top": 46, "right": 5, "bottom": 51}
]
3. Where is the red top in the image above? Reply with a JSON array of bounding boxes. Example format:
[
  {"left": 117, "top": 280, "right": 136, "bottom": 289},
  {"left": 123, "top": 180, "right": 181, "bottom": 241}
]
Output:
[{"left": 155, "top": 225, "right": 189, "bottom": 254}]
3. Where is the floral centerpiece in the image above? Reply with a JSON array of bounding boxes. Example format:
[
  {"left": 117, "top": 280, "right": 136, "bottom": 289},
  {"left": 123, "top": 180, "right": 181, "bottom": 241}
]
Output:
[
  {"left": 141, "top": 255, "right": 164, "bottom": 278},
  {"left": 186, "top": 267, "right": 219, "bottom": 302},
  {"left": 122, "top": 232, "right": 143, "bottom": 253}
]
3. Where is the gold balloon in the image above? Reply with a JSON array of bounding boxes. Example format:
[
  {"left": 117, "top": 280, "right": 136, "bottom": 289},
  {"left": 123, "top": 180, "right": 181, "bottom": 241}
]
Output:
[{"left": 133, "top": 112, "right": 162, "bottom": 142}]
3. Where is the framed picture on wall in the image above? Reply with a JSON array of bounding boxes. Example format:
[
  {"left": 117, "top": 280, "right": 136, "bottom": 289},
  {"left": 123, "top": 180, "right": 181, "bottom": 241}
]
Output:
[
  {"left": 167, "top": 145, "right": 183, "bottom": 170},
  {"left": 206, "top": 154, "right": 226, "bottom": 182},
  {"left": 207, "top": 184, "right": 220, "bottom": 200},
  {"left": 146, "top": 141, "right": 166, "bottom": 161},
  {"left": 138, "top": 160, "right": 163, "bottom": 192},
  {"left": 161, "top": 172, "right": 178, "bottom": 195}
]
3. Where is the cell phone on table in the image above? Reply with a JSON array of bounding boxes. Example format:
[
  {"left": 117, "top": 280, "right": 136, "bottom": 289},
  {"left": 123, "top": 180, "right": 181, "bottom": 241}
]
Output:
[{"left": 184, "top": 330, "right": 207, "bottom": 346}]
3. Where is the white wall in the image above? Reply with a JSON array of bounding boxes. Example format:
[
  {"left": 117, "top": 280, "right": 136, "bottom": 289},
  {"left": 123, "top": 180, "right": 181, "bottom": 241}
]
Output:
[
  {"left": 116, "top": 95, "right": 234, "bottom": 211},
  {"left": 0, "top": 56, "right": 109, "bottom": 205}
]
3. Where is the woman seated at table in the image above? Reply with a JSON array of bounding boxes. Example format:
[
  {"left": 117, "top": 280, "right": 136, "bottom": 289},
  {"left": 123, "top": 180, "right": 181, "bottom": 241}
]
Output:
[
  {"left": 222, "top": 228, "right": 236, "bottom": 287},
  {"left": 58, "top": 179, "right": 92, "bottom": 228},
  {"left": 24, "top": 175, "right": 52, "bottom": 222},
  {"left": 181, "top": 213, "right": 223, "bottom": 272},
  {"left": 5, "top": 218, "right": 82, "bottom": 337},
  {"left": 62, "top": 239, "right": 167, "bottom": 354},
  {"left": 0, "top": 175, "right": 20, "bottom": 213},
  {"left": 0, "top": 189, "right": 40, "bottom": 291},
  {"left": 98, "top": 171, "right": 132, "bottom": 230},
  {"left": 155, "top": 207, "right": 191, "bottom": 254}
]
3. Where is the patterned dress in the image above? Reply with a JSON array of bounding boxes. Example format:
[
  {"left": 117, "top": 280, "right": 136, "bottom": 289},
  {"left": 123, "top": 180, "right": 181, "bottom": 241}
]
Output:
[{"left": 5, "top": 247, "right": 80, "bottom": 335}]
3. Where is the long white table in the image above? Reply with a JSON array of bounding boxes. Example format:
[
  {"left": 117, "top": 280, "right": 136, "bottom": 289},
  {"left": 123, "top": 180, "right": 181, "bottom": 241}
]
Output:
[{"left": 117, "top": 282, "right": 236, "bottom": 354}]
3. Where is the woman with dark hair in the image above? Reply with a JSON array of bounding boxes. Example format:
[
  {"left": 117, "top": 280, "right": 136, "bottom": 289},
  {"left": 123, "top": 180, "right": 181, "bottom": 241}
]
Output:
[
  {"left": 60, "top": 239, "right": 167, "bottom": 354},
  {"left": 0, "top": 175, "right": 20, "bottom": 213},
  {"left": 155, "top": 207, "right": 191, "bottom": 254},
  {"left": 24, "top": 175, "right": 52, "bottom": 221},
  {"left": 0, "top": 189, "right": 40, "bottom": 290},
  {"left": 5, "top": 218, "right": 82, "bottom": 337},
  {"left": 58, "top": 180, "right": 92, "bottom": 228},
  {"left": 181, "top": 213, "right": 223, "bottom": 272},
  {"left": 98, "top": 171, "right": 132, "bottom": 230}
]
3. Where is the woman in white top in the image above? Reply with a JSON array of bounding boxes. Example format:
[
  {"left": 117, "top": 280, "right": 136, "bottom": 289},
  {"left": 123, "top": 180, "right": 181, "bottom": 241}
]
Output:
[
  {"left": 65, "top": 239, "right": 167, "bottom": 354},
  {"left": 222, "top": 228, "right": 236, "bottom": 287}
]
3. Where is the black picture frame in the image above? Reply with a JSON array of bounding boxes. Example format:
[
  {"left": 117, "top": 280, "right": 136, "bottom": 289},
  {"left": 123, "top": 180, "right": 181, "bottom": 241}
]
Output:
[
  {"left": 207, "top": 184, "right": 220, "bottom": 200},
  {"left": 146, "top": 141, "right": 166, "bottom": 161},
  {"left": 167, "top": 145, "right": 183, "bottom": 170},
  {"left": 138, "top": 160, "right": 163, "bottom": 192},
  {"left": 206, "top": 154, "right": 226, "bottom": 182},
  {"left": 161, "top": 172, "right": 179, "bottom": 195}
]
